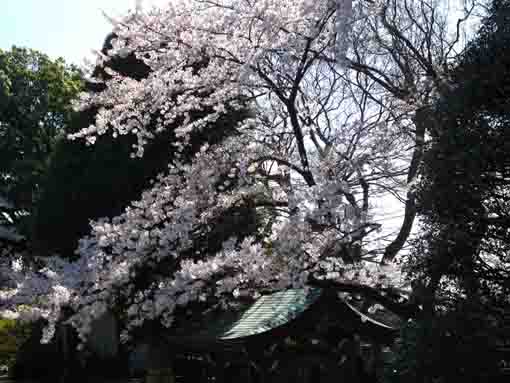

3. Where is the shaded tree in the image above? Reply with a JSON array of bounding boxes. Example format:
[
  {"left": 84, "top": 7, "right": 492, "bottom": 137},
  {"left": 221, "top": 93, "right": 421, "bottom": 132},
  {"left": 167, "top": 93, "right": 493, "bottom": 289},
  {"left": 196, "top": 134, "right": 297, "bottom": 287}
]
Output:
[
  {"left": 413, "top": 0, "right": 510, "bottom": 315},
  {"left": 387, "top": 1, "right": 510, "bottom": 380}
]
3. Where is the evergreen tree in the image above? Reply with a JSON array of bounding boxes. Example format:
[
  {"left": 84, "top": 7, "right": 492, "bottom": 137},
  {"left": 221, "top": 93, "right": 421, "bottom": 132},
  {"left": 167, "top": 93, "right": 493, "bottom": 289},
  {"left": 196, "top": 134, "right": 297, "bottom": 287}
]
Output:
[
  {"left": 415, "top": 0, "right": 510, "bottom": 311},
  {"left": 389, "top": 1, "right": 510, "bottom": 380},
  {"left": 0, "top": 47, "right": 82, "bottom": 238}
]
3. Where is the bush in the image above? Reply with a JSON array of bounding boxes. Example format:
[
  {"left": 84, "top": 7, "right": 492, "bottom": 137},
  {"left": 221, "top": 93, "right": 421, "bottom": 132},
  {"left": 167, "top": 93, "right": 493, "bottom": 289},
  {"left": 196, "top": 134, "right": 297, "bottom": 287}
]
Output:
[{"left": 0, "top": 318, "right": 32, "bottom": 371}]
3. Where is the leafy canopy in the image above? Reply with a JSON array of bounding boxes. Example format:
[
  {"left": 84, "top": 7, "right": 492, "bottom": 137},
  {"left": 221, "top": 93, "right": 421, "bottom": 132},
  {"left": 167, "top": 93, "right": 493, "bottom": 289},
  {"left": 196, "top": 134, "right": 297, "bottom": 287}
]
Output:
[{"left": 0, "top": 47, "right": 83, "bottom": 233}]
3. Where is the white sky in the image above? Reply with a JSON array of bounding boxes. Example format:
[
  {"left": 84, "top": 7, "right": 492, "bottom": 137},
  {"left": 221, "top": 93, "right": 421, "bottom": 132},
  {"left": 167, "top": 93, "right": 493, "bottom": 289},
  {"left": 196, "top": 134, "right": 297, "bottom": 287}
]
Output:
[
  {"left": 0, "top": 0, "right": 168, "bottom": 65},
  {"left": 0, "top": 0, "right": 482, "bottom": 65}
]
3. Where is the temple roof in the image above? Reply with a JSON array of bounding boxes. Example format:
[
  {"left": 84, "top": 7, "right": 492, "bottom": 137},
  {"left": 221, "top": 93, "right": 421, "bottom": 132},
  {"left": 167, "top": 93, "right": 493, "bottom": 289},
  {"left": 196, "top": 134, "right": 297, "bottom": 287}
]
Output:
[
  {"left": 215, "top": 288, "right": 322, "bottom": 340},
  {"left": 168, "top": 289, "right": 322, "bottom": 343},
  {"left": 164, "top": 288, "right": 399, "bottom": 349}
]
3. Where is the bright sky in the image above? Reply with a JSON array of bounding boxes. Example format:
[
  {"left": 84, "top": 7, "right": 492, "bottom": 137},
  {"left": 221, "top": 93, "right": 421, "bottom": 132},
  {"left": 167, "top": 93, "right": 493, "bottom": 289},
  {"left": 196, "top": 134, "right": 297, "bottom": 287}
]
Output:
[
  {"left": 0, "top": 0, "right": 480, "bottom": 66},
  {"left": 0, "top": 1, "right": 166, "bottom": 65}
]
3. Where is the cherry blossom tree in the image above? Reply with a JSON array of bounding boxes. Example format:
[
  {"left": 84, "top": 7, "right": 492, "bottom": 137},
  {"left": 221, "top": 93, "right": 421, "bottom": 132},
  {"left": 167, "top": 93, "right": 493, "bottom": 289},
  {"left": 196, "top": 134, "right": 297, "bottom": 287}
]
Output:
[{"left": 1, "top": 0, "right": 484, "bottom": 346}]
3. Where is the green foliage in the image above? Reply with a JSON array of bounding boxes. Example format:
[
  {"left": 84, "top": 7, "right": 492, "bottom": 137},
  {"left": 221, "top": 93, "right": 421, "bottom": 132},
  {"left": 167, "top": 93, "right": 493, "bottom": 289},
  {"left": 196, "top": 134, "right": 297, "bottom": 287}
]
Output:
[
  {"left": 0, "top": 319, "right": 32, "bottom": 369},
  {"left": 412, "top": 0, "right": 510, "bottom": 300},
  {"left": 0, "top": 46, "right": 83, "bottom": 234},
  {"left": 398, "top": 1, "right": 510, "bottom": 381}
]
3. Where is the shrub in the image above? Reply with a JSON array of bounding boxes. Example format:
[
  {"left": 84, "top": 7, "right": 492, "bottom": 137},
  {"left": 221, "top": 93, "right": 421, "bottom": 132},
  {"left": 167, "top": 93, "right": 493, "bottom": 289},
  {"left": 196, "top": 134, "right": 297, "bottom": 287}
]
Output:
[{"left": 0, "top": 318, "right": 32, "bottom": 370}]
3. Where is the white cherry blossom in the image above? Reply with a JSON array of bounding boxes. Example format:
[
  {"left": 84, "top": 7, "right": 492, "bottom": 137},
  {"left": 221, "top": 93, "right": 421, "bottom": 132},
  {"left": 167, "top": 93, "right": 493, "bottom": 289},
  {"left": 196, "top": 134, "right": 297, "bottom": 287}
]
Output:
[{"left": 2, "top": 0, "right": 468, "bottom": 344}]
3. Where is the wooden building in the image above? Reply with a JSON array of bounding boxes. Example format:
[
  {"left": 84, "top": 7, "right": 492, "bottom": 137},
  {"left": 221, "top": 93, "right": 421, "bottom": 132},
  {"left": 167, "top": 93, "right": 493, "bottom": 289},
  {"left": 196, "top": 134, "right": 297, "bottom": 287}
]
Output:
[{"left": 142, "top": 288, "right": 400, "bottom": 383}]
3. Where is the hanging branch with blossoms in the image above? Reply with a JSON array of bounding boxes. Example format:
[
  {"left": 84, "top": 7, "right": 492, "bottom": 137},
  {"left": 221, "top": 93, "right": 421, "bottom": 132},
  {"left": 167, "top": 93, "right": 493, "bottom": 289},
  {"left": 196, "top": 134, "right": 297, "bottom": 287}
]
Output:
[{"left": 1, "top": 0, "right": 480, "bottom": 345}]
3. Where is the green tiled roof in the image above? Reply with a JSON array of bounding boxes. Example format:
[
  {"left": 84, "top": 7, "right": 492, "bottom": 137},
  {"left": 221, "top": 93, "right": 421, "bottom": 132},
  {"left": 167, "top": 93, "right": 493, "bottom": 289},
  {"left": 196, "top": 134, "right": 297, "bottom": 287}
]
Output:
[
  {"left": 180, "top": 288, "right": 322, "bottom": 341},
  {"left": 218, "top": 288, "right": 322, "bottom": 339},
  {"left": 168, "top": 288, "right": 398, "bottom": 346}
]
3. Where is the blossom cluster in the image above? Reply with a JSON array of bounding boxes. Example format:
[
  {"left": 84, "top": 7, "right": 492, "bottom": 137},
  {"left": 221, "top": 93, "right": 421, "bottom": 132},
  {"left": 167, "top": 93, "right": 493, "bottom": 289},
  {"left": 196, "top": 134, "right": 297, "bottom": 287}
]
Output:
[{"left": 0, "top": 0, "right": 426, "bottom": 345}]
